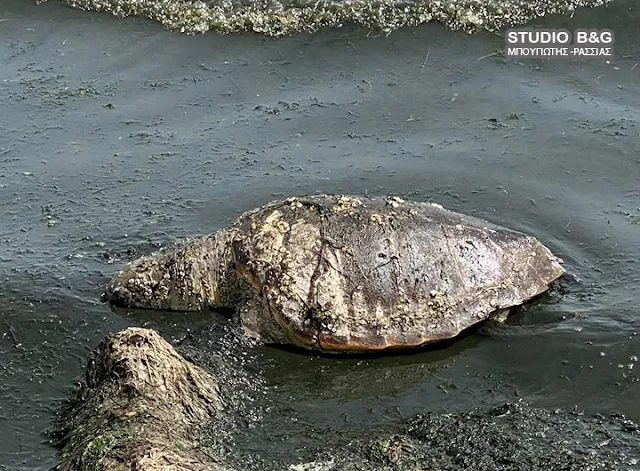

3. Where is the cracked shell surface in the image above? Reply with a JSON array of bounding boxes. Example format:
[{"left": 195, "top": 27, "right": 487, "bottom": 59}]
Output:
[{"left": 230, "top": 194, "right": 565, "bottom": 352}]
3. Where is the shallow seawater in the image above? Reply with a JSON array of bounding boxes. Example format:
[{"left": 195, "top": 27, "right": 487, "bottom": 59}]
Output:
[{"left": 0, "top": 0, "right": 639, "bottom": 469}]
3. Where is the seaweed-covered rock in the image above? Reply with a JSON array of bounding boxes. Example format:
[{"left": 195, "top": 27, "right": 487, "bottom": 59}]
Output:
[{"left": 55, "top": 328, "right": 230, "bottom": 471}]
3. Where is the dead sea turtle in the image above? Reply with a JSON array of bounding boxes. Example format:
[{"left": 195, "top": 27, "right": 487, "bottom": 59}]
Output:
[{"left": 104, "top": 195, "right": 565, "bottom": 353}]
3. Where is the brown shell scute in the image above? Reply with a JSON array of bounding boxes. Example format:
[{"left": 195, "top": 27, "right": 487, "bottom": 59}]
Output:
[
  {"left": 231, "top": 204, "right": 325, "bottom": 348},
  {"left": 230, "top": 195, "right": 565, "bottom": 352}
]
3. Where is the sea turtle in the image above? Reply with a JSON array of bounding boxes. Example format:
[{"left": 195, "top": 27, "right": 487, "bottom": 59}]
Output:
[{"left": 104, "top": 195, "right": 565, "bottom": 353}]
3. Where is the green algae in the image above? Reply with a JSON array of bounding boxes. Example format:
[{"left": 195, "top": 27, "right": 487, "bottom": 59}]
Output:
[
  {"left": 42, "top": 0, "right": 612, "bottom": 37},
  {"left": 75, "top": 426, "right": 140, "bottom": 471}
]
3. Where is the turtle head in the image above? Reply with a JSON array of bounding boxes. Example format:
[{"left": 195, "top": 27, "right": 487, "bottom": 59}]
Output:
[
  {"left": 104, "top": 252, "right": 180, "bottom": 310},
  {"left": 103, "top": 235, "right": 230, "bottom": 311}
]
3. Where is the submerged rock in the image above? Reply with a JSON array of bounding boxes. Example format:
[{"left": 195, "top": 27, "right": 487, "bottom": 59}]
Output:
[
  {"left": 104, "top": 195, "right": 565, "bottom": 353},
  {"left": 279, "top": 404, "right": 640, "bottom": 471},
  {"left": 363, "top": 402, "right": 640, "bottom": 471}
]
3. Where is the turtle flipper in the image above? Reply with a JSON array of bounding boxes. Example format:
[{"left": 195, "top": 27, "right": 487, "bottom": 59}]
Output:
[{"left": 235, "top": 291, "right": 291, "bottom": 345}]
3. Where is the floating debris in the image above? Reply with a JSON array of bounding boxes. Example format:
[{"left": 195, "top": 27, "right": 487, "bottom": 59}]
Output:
[{"left": 40, "top": 0, "right": 613, "bottom": 37}]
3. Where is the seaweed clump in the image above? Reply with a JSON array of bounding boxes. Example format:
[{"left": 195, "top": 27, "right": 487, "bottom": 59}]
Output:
[
  {"left": 39, "top": 0, "right": 612, "bottom": 37},
  {"left": 365, "top": 402, "right": 640, "bottom": 470},
  {"left": 54, "top": 327, "right": 230, "bottom": 471}
]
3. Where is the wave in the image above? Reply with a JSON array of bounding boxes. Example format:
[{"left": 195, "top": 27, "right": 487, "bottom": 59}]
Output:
[{"left": 41, "top": 0, "right": 612, "bottom": 36}]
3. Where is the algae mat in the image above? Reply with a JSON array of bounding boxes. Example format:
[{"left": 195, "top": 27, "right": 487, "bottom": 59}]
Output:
[{"left": 42, "top": 0, "right": 612, "bottom": 36}]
